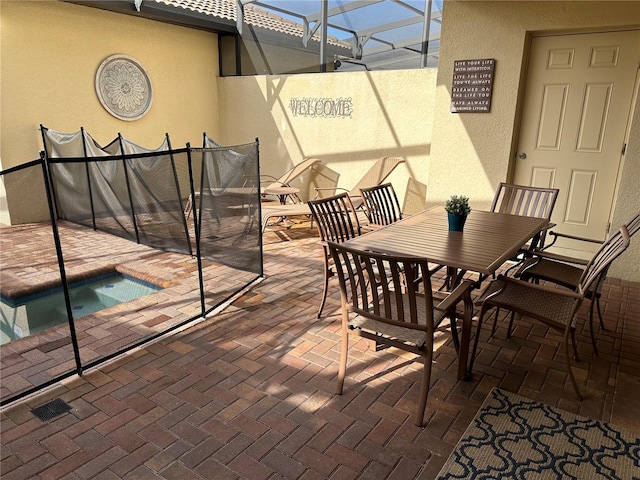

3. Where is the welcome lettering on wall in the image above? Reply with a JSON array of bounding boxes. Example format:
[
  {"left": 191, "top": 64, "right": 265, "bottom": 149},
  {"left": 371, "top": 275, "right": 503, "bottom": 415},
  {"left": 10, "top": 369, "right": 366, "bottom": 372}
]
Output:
[{"left": 289, "top": 97, "right": 353, "bottom": 118}]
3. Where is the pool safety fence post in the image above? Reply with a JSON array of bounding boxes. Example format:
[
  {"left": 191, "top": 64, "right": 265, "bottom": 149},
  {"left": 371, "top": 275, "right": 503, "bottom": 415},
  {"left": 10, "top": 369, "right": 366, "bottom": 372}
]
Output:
[
  {"left": 167, "top": 134, "right": 194, "bottom": 257},
  {"left": 256, "top": 137, "right": 264, "bottom": 278},
  {"left": 40, "top": 152, "right": 83, "bottom": 376},
  {"left": 80, "top": 127, "right": 98, "bottom": 231},
  {"left": 187, "top": 144, "right": 206, "bottom": 316},
  {"left": 118, "top": 135, "right": 141, "bottom": 245},
  {"left": 39, "top": 126, "right": 61, "bottom": 221}
]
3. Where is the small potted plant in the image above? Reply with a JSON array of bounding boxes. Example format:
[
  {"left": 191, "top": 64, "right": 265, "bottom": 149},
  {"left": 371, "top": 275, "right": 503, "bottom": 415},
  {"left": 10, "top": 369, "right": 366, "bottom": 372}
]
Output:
[{"left": 445, "top": 195, "right": 471, "bottom": 231}]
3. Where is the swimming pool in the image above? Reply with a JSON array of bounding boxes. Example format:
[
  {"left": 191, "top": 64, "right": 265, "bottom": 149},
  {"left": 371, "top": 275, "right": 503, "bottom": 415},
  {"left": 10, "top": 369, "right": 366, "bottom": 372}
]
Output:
[{"left": 0, "top": 273, "right": 161, "bottom": 344}]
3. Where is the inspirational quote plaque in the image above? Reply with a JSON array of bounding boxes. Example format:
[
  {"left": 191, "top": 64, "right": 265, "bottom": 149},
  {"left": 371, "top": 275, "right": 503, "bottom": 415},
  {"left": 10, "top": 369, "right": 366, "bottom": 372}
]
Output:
[{"left": 450, "top": 58, "right": 495, "bottom": 113}]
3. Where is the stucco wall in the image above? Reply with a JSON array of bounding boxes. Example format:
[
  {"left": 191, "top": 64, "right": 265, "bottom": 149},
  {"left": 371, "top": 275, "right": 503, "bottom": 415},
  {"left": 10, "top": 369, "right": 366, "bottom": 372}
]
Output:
[
  {"left": 217, "top": 69, "right": 437, "bottom": 211},
  {"left": 431, "top": 1, "right": 640, "bottom": 281},
  {"left": 609, "top": 86, "right": 640, "bottom": 280},
  {"left": 0, "top": 0, "right": 219, "bottom": 223}
]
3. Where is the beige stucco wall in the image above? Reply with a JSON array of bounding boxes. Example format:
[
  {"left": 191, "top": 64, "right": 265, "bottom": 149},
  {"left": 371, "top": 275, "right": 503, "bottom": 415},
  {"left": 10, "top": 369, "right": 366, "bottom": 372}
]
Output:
[
  {"left": 217, "top": 69, "right": 437, "bottom": 212},
  {"left": 431, "top": 1, "right": 640, "bottom": 281},
  {"left": 0, "top": 0, "right": 219, "bottom": 223},
  {"left": 609, "top": 85, "right": 640, "bottom": 280}
]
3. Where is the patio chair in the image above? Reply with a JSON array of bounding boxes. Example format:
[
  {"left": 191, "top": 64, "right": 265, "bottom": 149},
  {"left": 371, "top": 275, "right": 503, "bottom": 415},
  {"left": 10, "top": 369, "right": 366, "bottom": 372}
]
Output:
[
  {"left": 515, "top": 211, "right": 640, "bottom": 352},
  {"left": 328, "top": 240, "right": 474, "bottom": 426},
  {"left": 307, "top": 193, "right": 362, "bottom": 318},
  {"left": 314, "top": 157, "right": 405, "bottom": 209},
  {"left": 261, "top": 157, "right": 321, "bottom": 203},
  {"left": 360, "top": 182, "right": 403, "bottom": 227},
  {"left": 469, "top": 224, "right": 632, "bottom": 400},
  {"left": 491, "top": 182, "right": 559, "bottom": 253}
]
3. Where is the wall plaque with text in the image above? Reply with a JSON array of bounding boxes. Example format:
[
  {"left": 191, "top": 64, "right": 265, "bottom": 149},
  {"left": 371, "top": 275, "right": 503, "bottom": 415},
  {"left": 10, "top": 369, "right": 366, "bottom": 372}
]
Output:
[{"left": 450, "top": 58, "right": 495, "bottom": 113}]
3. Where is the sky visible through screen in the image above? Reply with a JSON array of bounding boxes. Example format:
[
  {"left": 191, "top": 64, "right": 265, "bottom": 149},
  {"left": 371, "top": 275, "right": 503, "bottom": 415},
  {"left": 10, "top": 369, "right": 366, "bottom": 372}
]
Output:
[{"left": 254, "top": 0, "right": 443, "bottom": 69}]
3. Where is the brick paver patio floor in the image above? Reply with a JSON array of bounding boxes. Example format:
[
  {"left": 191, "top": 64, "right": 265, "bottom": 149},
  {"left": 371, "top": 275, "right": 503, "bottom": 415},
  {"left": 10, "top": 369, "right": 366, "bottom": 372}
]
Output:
[{"left": 1, "top": 218, "right": 639, "bottom": 479}]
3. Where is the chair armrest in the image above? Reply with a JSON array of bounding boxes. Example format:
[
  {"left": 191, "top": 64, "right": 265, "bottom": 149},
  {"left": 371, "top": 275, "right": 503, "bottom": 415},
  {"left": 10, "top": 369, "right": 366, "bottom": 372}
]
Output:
[
  {"left": 313, "top": 187, "right": 351, "bottom": 199},
  {"left": 260, "top": 174, "right": 280, "bottom": 182},
  {"left": 549, "top": 230, "right": 603, "bottom": 243},
  {"left": 543, "top": 230, "right": 603, "bottom": 250},
  {"left": 497, "top": 274, "right": 583, "bottom": 300},
  {"left": 435, "top": 279, "right": 474, "bottom": 312},
  {"left": 529, "top": 249, "right": 590, "bottom": 266}
]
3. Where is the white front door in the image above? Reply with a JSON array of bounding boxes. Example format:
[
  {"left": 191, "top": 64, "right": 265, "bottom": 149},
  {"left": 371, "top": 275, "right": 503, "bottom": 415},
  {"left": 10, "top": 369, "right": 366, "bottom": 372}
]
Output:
[{"left": 514, "top": 30, "right": 639, "bottom": 253}]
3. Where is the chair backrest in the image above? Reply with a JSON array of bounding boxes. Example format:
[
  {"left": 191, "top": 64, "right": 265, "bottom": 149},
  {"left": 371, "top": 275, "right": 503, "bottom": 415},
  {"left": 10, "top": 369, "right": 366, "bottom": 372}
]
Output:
[
  {"left": 490, "top": 183, "right": 559, "bottom": 220},
  {"left": 360, "top": 182, "right": 403, "bottom": 226},
  {"left": 625, "top": 211, "right": 640, "bottom": 238},
  {"left": 272, "top": 157, "right": 321, "bottom": 188},
  {"left": 591, "top": 211, "right": 640, "bottom": 291},
  {"left": 327, "top": 241, "right": 435, "bottom": 336},
  {"left": 308, "top": 193, "right": 361, "bottom": 243},
  {"left": 578, "top": 225, "right": 631, "bottom": 295},
  {"left": 350, "top": 157, "right": 405, "bottom": 193}
]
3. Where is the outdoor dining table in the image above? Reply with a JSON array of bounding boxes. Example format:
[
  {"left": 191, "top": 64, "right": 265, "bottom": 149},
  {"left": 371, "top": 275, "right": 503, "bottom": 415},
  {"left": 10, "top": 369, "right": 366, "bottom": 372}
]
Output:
[{"left": 342, "top": 206, "right": 551, "bottom": 381}]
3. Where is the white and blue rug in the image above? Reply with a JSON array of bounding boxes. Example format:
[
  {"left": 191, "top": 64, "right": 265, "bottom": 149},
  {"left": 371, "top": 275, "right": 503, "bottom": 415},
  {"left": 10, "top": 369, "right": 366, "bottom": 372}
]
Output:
[{"left": 437, "top": 388, "right": 640, "bottom": 480}]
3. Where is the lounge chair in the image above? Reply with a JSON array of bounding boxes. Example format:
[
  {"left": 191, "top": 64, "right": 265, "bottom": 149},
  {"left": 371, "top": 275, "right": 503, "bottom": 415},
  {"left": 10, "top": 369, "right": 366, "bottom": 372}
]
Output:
[
  {"left": 260, "top": 203, "right": 312, "bottom": 233},
  {"left": 314, "top": 156, "right": 405, "bottom": 209},
  {"left": 261, "top": 157, "right": 321, "bottom": 203}
]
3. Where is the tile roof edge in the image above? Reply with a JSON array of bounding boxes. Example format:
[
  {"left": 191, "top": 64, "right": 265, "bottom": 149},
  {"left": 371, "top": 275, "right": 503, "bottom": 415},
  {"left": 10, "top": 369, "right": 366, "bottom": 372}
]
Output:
[{"left": 152, "top": 0, "right": 349, "bottom": 48}]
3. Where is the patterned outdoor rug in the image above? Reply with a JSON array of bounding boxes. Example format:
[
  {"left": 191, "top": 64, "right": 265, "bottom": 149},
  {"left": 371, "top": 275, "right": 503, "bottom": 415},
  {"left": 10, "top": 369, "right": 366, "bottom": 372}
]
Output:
[{"left": 437, "top": 388, "right": 640, "bottom": 479}]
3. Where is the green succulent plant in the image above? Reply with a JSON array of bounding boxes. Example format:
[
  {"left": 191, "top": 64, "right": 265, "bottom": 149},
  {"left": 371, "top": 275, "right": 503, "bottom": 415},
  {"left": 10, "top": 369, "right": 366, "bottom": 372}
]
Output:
[{"left": 445, "top": 195, "right": 471, "bottom": 216}]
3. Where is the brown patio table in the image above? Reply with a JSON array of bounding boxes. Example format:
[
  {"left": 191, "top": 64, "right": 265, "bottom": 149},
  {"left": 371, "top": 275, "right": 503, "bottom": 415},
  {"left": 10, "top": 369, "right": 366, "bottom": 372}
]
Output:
[{"left": 342, "top": 206, "right": 550, "bottom": 381}]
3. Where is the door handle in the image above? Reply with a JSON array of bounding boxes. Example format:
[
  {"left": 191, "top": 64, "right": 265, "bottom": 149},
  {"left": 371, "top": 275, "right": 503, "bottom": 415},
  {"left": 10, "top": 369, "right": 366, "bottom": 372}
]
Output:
[{"left": 518, "top": 152, "right": 527, "bottom": 160}]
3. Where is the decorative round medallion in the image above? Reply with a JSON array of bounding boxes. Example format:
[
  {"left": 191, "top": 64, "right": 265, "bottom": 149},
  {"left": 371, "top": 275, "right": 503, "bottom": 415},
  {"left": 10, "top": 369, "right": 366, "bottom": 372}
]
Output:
[{"left": 95, "top": 55, "right": 153, "bottom": 121}]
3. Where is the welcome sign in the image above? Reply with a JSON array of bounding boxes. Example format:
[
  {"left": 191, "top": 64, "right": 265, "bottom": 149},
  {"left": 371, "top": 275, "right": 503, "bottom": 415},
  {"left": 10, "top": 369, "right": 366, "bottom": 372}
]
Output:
[{"left": 289, "top": 97, "right": 353, "bottom": 118}]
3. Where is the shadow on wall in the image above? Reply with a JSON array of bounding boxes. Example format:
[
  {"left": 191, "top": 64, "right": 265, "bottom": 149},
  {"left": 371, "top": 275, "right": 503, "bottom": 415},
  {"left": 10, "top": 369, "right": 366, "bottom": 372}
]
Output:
[{"left": 403, "top": 178, "right": 427, "bottom": 215}]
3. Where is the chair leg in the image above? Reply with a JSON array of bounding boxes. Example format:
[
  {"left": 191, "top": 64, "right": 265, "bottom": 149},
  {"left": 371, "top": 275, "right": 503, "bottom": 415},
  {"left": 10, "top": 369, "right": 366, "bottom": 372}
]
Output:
[
  {"left": 336, "top": 313, "right": 349, "bottom": 395},
  {"left": 449, "top": 312, "right": 460, "bottom": 354},
  {"left": 468, "top": 304, "right": 490, "bottom": 376},
  {"left": 570, "top": 328, "right": 579, "bottom": 362},
  {"left": 564, "top": 328, "right": 583, "bottom": 400},
  {"left": 595, "top": 295, "right": 606, "bottom": 331},
  {"left": 588, "top": 299, "right": 599, "bottom": 357},
  {"left": 490, "top": 307, "right": 501, "bottom": 337},
  {"left": 506, "top": 311, "right": 516, "bottom": 339},
  {"left": 415, "top": 346, "right": 433, "bottom": 427},
  {"left": 317, "top": 254, "right": 332, "bottom": 318}
]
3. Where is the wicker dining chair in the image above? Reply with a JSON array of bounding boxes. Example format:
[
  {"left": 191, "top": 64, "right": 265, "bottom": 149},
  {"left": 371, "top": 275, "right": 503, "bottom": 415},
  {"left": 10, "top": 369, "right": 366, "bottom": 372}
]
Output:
[
  {"left": 360, "top": 182, "right": 403, "bottom": 227},
  {"left": 328, "top": 240, "right": 474, "bottom": 426},
  {"left": 307, "top": 193, "right": 362, "bottom": 318},
  {"left": 515, "top": 212, "right": 640, "bottom": 353},
  {"left": 469, "top": 224, "right": 632, "bottom": 400}
]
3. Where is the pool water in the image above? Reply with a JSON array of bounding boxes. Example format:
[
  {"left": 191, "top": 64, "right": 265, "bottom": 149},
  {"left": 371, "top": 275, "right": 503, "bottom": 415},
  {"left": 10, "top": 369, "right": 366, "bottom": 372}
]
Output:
[{"left": 0, "top": 273, "right": 161, "bottom": 344}]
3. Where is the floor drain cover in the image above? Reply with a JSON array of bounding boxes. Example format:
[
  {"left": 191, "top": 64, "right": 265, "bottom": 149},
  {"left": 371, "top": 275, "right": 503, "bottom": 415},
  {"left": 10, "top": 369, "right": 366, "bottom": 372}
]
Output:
[{"left": 31, "top": 398, "right": 72, "bottom": 421}]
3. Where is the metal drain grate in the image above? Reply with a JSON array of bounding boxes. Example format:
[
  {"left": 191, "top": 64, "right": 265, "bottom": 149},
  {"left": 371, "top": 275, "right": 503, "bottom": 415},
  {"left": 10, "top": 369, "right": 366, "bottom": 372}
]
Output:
[{"left": 31, "top": 398, "right": 72, "bottom": 421}]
